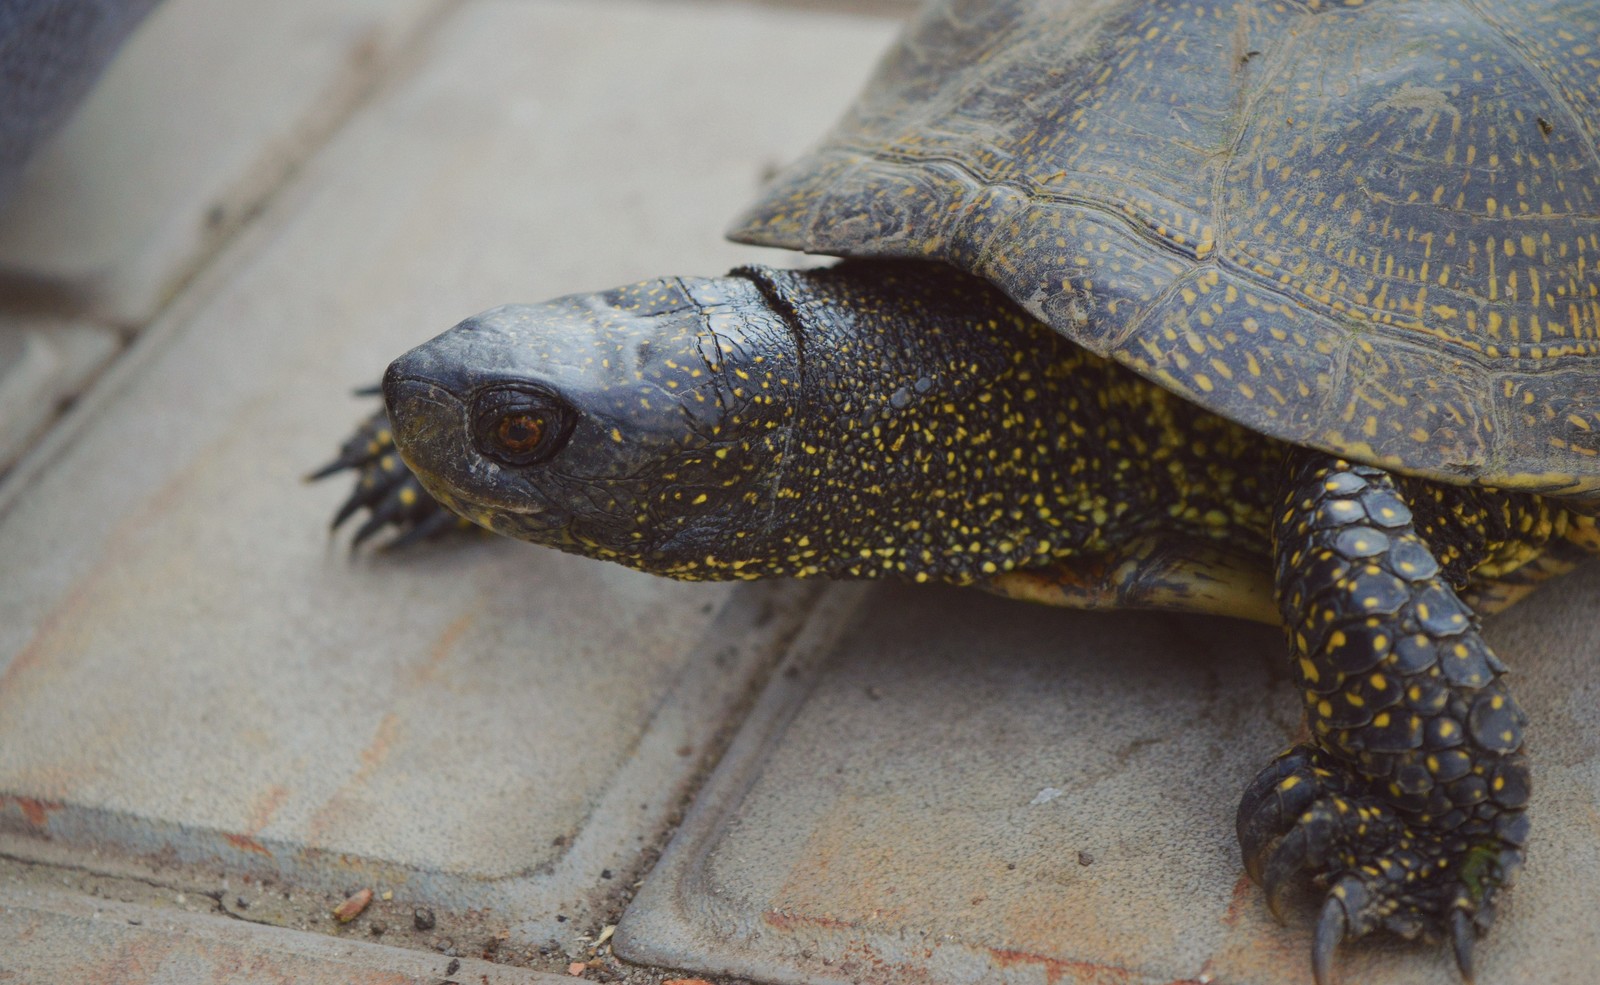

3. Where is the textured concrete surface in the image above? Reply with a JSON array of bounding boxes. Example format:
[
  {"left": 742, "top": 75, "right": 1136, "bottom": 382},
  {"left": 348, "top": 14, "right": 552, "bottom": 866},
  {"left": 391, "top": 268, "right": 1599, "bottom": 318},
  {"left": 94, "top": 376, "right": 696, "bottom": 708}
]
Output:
[
  {"left": 0, "top": 0, "right": 897, "bottom": 971},
  {"left": 0, "top": 0, "right": 448, "bottom": 324},
  {"left": 0, "top": 316, "right": 120, "bottom": 472},
  {"left": 618, "top": 577, "right": 1600, "bottom": 985},
  {"left": 0, "top": 883, "right": 566, "bottom": 984}
]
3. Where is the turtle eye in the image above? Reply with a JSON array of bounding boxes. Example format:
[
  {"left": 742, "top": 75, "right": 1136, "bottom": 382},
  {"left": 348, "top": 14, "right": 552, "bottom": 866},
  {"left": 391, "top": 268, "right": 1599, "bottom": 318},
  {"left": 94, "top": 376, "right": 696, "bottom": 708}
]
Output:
[{"left": 471, "top": 386, "right": 575, "bottom": 466}]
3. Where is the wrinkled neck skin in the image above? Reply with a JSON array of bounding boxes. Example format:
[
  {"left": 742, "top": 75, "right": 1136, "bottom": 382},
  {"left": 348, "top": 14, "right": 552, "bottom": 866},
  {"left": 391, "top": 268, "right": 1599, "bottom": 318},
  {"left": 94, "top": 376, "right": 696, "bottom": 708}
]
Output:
[{"left": 655, "top": 262, "right": 1278, "bottom": 584}]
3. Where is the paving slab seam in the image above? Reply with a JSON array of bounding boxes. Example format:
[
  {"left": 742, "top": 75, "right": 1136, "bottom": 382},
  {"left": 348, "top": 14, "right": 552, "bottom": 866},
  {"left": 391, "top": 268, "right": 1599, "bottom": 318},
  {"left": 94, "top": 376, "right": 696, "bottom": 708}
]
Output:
[
  {"left": 0, "top": 574, "right": 827, "bottom": 943},
  {"left": 613, "top": 585, "right": 1260, "bottom": 985},
  {"left": 612, "top": 585, "right": 888, "bottom": 977},
  {"left": 0, "top": 849, "right": 305, "bottom": 936},
  {"left": 0, "top": 581, "right": 859, "bottom": 977},
  {"left": 0, "top": 882, "right": 574, "bottom": 984}
]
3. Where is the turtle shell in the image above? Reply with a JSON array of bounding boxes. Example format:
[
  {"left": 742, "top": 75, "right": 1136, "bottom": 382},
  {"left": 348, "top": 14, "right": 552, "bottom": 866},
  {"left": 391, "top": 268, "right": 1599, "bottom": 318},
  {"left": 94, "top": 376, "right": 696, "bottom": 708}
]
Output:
[{"left": 730, "top": 0, "right": 1600, "bottom": 500}]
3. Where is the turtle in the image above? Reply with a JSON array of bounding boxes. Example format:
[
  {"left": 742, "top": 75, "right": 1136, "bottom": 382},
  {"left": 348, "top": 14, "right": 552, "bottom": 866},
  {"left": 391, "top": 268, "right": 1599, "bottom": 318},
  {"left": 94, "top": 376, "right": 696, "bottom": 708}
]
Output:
[{"left": 318, "top": 0, "right": 1600, "bottom": 980}]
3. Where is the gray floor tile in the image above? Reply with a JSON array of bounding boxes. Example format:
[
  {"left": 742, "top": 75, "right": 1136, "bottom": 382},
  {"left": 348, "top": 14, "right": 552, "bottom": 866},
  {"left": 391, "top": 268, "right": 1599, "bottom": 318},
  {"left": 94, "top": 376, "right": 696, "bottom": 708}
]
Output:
[
  {"left": 617, "top": 575, "right": 1600, "bottom": 985},
  {"left": 0, "top": 0, "right": 448, "bottom": 325},
  {"left": 0, "top": 0, "right": 899, "bottom": 964}
]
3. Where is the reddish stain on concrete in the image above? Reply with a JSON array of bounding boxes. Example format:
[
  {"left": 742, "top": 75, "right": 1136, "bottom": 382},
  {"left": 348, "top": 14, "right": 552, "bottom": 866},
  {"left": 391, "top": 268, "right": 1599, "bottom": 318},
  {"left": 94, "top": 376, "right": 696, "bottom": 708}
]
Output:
[
  {"left": 762, "top": 909, "right": 858, "bottom": 932},
  {"left": 411, "top": 610, "right": 475, "bottom": 688},
  {"left": 0, "top": 441, "right": 223, "bottom": 694},
  {"left": 243, "top": 784, "right": 290, "bottom": 835},
  {"left": 990, "top": 948, "right": 1213, "bottom": 985},
  {"left": 305, "top": 712, "right": 403, "bottom": 843},
  {"left": 52, "top": 933, "right": 427, "bottom": 984},
  {"left": 988, "top": 947, "right": 1138, "bottom": 985},
  {"left": 1221, "top": 871, "right": 1257, "bottom": 927},
  {"left": 357, "top": 713, "right": 401, "bottom": 775},
  {"left": 223, "top": 833, "right": 273, "bottom": 856},
  {"left": 757, "top": 909, "right": 1213, "bottom": 985},
  {"left": 6, "top": 796, "right": 63, "bottom": 828}
]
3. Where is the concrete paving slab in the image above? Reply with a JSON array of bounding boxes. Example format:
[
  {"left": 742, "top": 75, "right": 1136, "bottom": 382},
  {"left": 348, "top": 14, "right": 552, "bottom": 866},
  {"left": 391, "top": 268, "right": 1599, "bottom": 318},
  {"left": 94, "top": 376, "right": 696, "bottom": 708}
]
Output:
[
  {"left": 616, "top": 574, "right": 1600, "bottom": 985},
  {"left": 0, "top": 0, "right": 448, "bottom": 325},
  {"left": 0, "top": 0, "right": 899, "bottom": 964},
  {"left": 0, "top": 316, "right": 121, "bottom": 473},
  {"left": 0, "top": 883, "right": 565, "bottom": 984}
]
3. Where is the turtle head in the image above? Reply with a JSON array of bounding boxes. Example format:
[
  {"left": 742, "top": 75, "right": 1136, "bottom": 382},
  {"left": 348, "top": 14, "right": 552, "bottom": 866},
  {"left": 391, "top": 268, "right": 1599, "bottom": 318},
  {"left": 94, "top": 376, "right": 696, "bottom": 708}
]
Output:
[{"left": 382, "top": 272, "right": 801, "bottom": 577}]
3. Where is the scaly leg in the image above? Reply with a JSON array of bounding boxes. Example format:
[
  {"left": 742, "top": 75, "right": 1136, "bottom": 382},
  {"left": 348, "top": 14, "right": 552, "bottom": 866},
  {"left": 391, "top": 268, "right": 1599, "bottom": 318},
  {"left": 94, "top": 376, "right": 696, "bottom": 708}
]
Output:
[{"left": 1238, "top": 452, "right": 1531, "bottom": 984}]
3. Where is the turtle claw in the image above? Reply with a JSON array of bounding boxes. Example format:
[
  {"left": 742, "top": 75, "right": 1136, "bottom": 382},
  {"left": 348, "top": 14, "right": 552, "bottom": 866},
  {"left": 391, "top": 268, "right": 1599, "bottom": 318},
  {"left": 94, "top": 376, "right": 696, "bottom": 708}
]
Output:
[
  {"left": 1237, "top": 744, "right": 1520, "bottom": 983},
  {"left": 313, "top": 403, "right": 469, "bottom": 548},
  {"left": 306, "top": 457, "right": 351, "bottom": 483},
  {"left": 1451, "top": 909, "right": 1476, "bottom": 985},
  {"left": 352, "top": 504, "right": 401, "bottom": 549},
  {"left": 1261, "top": 826, "right": 1309, "bottom": 924},
  {"left": 1236, "top": 749, "right": 1341, "bottom": 885},
  {"left": 1312, "top": 893, "right": 1348, "bottom": 985},
  {"left": 384, "top": 508, "right": 460, "bottom": 550},
  {"left": 1237, "top": 759, "right": 1296, "bottom": 883},
  {"left": 330, "top": 479, "right": 373, "bottom": 530}
]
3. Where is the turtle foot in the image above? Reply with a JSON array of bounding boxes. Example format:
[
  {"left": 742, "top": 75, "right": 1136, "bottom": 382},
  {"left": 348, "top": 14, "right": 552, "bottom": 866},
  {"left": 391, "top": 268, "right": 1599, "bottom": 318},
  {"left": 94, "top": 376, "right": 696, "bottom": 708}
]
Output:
[
  {"left": 309, "top": 402, "right": 467, "bottom": 548},
  {"left": 1236, "top": 744, "right": 1526, "bottom": 985}
]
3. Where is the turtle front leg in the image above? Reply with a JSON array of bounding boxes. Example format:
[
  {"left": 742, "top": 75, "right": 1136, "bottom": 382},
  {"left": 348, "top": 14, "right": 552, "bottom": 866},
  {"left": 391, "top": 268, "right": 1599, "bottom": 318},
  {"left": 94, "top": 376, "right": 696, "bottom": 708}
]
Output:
[
  {"left": 309, "top": 401, "right": 469, "bottom": 548},
  {"left": 1238, "top": 452, "right": 1530, "bottom": 984}
]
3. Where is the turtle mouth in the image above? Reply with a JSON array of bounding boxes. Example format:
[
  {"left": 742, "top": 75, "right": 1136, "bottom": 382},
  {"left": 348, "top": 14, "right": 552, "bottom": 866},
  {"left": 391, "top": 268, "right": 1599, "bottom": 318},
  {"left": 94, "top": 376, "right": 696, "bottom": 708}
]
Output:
[{"left": 382, "top": 371, "right": 557, "bottom": 522}]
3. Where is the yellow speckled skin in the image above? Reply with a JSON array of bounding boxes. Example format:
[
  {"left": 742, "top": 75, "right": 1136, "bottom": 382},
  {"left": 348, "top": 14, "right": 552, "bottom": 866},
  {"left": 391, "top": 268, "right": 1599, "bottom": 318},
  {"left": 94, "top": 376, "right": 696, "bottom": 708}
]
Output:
[{"left": 732, "top": 0, "right": 1600, "bottom": 498}]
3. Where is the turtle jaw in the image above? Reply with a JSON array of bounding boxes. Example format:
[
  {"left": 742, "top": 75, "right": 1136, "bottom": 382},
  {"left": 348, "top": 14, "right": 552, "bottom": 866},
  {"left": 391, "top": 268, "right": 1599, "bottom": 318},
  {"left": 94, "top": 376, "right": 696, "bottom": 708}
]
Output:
[
  {"left": 381, "top": 313, "right": 583, "bottom": 538},
  {"left": 381, "top": 369, "right": 564, "bottom": 535}
]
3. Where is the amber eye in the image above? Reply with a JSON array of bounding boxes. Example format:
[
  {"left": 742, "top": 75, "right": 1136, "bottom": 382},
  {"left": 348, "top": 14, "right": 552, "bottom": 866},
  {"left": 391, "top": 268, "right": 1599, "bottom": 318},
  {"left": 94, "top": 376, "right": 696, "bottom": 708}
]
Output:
[
  {"left": 472, "top": 386, "right": 574, "bottom": 466},
  {"left": 494, "top": 413, "right": 546, "bottom": 454}
]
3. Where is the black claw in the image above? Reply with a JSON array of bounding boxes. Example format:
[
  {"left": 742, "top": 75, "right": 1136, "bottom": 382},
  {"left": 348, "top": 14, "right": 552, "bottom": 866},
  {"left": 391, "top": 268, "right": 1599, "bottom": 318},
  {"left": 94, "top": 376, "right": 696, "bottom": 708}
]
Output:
[
  {"left": 1238, "top": 770, "right": 1318, "bottom": 882},
  {"left": 331, "top": 486, "right": 374, "bottom": 530},
  {"left": 1262, "top": 826, "right": 1311, "bottom": 924},
  {"left": 352, "top": 507, "right": 399, "bottom": 548},
  {"left": 305, "top": 457, "right": 354, "bottom": 482},
  {"left": 1312, "top": 893, "right": 1348, "bottom": 985},
  {"left": 1450, "top": 909, "right": 1476, "bottom": 985},
  {"left": 383, "top": 508, "right": 459, "bottom": 550},
  {"left": 1236, "top": 749, "right": 1305, "bottom": 834}
]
